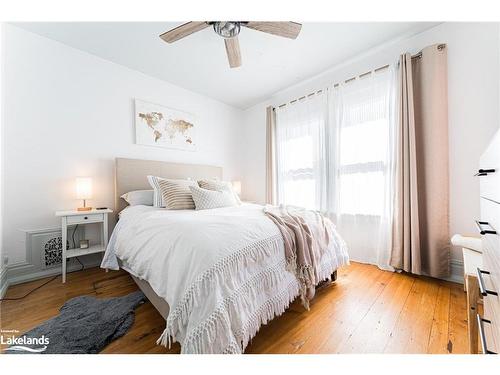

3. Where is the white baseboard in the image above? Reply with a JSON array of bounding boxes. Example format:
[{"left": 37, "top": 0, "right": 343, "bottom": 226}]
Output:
[
  {"left": 442, "top": 258, "right": 464, "bottom": 284},
  {"left": 7, "top": 260, "right": 101, "bottom": 286},
  {"left": 2, "top": 258, "right": 102, "bottom": 297}
]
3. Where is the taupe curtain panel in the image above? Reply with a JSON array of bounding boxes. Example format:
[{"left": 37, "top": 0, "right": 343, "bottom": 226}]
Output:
[
  {"left": 266, "top": 106, "right": 276, "bottom": 205},
  {"left": 390, "top": 44, "right": 450, "bottom": 278}
]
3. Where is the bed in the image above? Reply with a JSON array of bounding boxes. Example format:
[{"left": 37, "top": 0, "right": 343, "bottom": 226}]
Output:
[{"left": 101, "top": 157, "right": 349, "bottom": 354}]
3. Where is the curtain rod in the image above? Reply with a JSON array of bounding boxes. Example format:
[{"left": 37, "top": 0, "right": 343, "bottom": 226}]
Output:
[
  {"left": 410, "top": 43, "right": 447, "bottom": 61},
  {"left": 274, "top": 64, "right": 389, "bottom": 109},
  {"left": 274, "top": 43, "right": 447, "bottom": 110},
  {"left": 273, "top": 64, "right": 389, "bottom": 111}
]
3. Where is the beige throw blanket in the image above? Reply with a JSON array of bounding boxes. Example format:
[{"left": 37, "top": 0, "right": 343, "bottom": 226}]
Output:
[{"left": 264, "top": 204, "right": 335, "bottom": 309}]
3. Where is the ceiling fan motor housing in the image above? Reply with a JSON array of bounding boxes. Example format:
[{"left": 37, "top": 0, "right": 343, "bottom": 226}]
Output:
[{"left": 212, "top": 22, "right": 241, "bottom": 39}]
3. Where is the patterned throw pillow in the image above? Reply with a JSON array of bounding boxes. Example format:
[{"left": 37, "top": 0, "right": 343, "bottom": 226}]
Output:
[
  {"left": 147, "top": 175, "right": 168, "bottom": 207},
  {"left": 197, "top": 179, "right": 241, "bottom": 205},
  {"left": 147, "top": 175, "right": 195, "bottom": 208},
  {"left": 157, "top": 178, "right": 197, "bottom": 210},
  {"left": 189, "top": 185, "right": 238, "bottom": 210}
]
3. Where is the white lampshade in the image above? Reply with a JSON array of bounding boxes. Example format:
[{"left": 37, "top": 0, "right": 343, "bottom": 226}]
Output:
[
  {"left": 232, "top": 180, "right": 242, "bottom": 196},
  {"left": 76, "top": 177, "right": 92, "bottom": 200}
]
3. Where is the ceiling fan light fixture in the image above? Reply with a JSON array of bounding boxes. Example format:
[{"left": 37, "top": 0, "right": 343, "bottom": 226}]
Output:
[{"left": 213, "top": 22, "right": 241, "bottom": 39}]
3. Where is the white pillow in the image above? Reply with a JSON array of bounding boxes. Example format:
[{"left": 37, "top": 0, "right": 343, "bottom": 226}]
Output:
[
  {"left": 197, "top": 179, "right": 241, "bottom": 205},
  {"left": 120, "top": 190, "right": 154, "bottom": 206},
  {"left": 189, "top": 185, "right": 237, "bottom": 210}
]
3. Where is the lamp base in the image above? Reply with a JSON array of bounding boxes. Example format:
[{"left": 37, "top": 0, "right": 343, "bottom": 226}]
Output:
[{"left": 77, "top": 206, "right": 92, "bottom": 211}]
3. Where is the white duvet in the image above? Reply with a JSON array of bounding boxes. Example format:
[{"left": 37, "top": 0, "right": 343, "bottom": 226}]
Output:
[{"left": 101, "top": 203, "right": 349, "bottom": 354}]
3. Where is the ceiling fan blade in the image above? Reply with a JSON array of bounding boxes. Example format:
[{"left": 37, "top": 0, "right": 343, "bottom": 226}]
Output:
[
  {"left": 159, "top": 22, "right": 210, "bottom": 43},
  {"left": 244, "top": 22, "right": 302, "bottom": 39},
  {"left": 224, "top": 37, "right": 242, "bottom": 68}
]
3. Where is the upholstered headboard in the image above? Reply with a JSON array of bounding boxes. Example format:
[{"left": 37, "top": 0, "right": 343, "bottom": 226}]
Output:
[{"left": 115, "top": 158, "right": 223, "bottom": 213}]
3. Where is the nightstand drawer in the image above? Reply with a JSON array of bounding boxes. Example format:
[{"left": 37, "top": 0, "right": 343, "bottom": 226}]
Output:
[{"left": 67, "top": 213, "right": 104, "bottom": 224}]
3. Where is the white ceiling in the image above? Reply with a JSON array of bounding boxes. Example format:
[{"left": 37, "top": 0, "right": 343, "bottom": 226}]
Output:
[{"left": 14, "top": 22, "right": 439, "bottom": 109}]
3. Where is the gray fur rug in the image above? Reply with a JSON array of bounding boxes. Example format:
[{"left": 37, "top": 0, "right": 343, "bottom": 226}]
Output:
[{"left": 6, "top": 291, "right": 146, "bottom": 354}]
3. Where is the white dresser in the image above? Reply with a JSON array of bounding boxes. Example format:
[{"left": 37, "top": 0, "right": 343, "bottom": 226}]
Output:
[{"left": 477, "top": 129, "right": 500, "bottom": 354}]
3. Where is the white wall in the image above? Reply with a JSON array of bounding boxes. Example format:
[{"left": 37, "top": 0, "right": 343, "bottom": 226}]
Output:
[
  {"left": 241, "top": 22, "right": 500, "bottom": 266},
  {"left": 2, "top": 24, "right": 244, "bottom": 268}
]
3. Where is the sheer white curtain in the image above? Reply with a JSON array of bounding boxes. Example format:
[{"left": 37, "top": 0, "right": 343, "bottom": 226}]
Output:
[
  {"left": 328, "top": 67, "right": 397, "bottom": 270},
  {"left": 275, "top": 92, "right": 327, "bottom": 211},
  {"left": 274, "top": 66, "right": 397, "bottom": 270}
]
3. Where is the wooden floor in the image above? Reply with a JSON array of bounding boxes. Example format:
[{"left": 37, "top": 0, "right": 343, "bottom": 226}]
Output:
[{"left": 0, "top": 262, "right": 470, "bottom": 354}]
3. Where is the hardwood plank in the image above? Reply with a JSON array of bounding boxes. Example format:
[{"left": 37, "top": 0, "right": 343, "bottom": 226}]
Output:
[
  {"left": 384, "top": 277, "right": 440, "bottom": 353},
  {"left": 314, "top": 267, "right": 394, "bottom": 353},
  {"left": 427, "top": 284, "right": 451, "bottom": 353},
  {"left": 337, "top": 271, "right": 415, "bottom": 353},
  {"left": 447, "top": 283, "right": 469, "bottom": 354},
  {"left": 1, "top": 263, "right": 468, "bottom": 354}
]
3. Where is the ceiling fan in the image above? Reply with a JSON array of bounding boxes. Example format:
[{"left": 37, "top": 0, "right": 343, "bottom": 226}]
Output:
[{"left": 159, "top": 21, "right": 302, "bottom": 68}]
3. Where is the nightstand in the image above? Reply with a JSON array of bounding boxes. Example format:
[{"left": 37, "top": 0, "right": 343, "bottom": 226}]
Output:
[{"left": 55, "top": 208, "right": 113, "bottom": 283}]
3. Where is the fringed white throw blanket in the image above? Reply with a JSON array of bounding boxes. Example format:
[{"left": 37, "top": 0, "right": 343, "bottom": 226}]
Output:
[{"left": 101, "top": 204, "right": 349, "bottom": 354}]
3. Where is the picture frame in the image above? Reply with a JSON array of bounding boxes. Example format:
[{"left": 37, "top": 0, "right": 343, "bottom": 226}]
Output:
[{"left": 135, "top": 99, "right": 197, "bottom": 151}]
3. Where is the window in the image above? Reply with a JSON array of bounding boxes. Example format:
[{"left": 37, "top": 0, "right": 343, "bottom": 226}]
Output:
[
  {"left": 275, "top": 93, "right": 326, "bottom": 210},
  {"left": 278, "top": 135, "right": 316, "bottom": 209},
  {"left": 275, "top": 70, "right": 394, "bottom": 216},
  {"left": 335, "top": 84, "right": 393, "bottom": 216}
]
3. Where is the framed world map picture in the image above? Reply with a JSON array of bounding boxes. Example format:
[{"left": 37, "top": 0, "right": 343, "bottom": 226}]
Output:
[{"left": 135, "top": 99, "right": 196, "bottom": 151}]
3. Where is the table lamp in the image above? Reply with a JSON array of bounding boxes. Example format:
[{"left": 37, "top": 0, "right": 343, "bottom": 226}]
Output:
[
  {"left": 76, "top": 177, "right": 92, "bottom": 211},
  {"left": 232, "top": 180, "right": 242, "bottom": 196}
]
